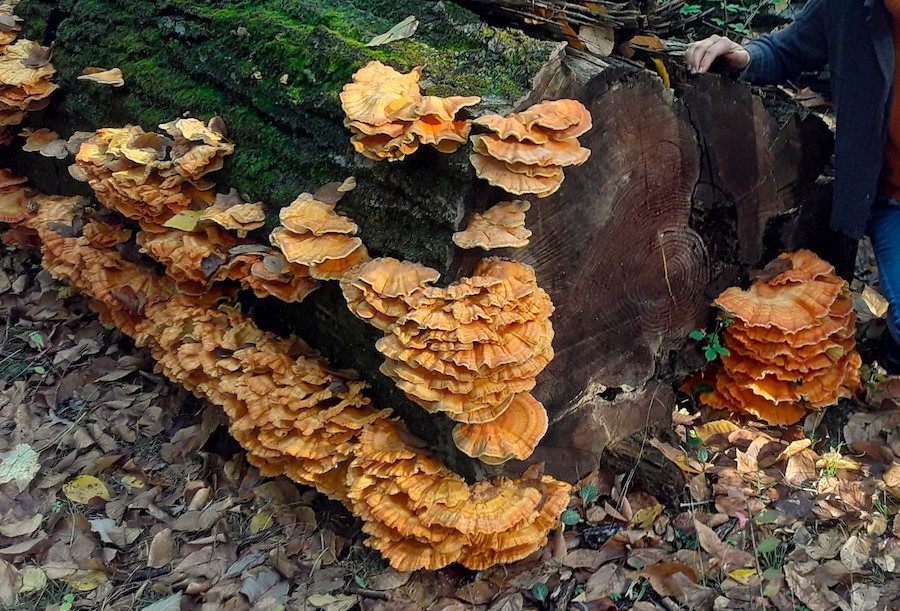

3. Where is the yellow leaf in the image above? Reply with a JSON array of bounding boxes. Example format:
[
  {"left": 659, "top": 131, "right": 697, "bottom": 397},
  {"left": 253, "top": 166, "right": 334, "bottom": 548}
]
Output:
[
  {"left": 63, "top": 475, "right": 110, "bottom": 504},
  {"left": 693, "top": 420, "right": 740, "bottom": 443},
  {"left": 649, "top": 439, "right": 705, "bottom": 474},
  {"left": 162, "top": 210, "right": 204, "bottom": 232},
  {"left": 630, "top": 503, "right": 664, "bottom": 529},
  {"left": 652, "top": 58, "right": 670, "bottom": 88},
  {"left": 629, "top": 34, "right": 666, "bottom": 50},
  {"left": 62, "top": 569, "right": 108, "bottom": 591},
  {"left": 121, "top": 475, "right": 144, "bottom": 489},
  {"left": 17, "top": 567, "right": 47, "bottom": 594},
  {"left": 728, "top": 568, "right": 757, "bottom": 585},
  {"left": 775, "top": 438, "right": 812, "bottom": 463},
  {"left": 250, "top": 511, "right": 274, "bottom": 534},
  {"left": 224, "top": 459, "right": 241, "bottom": 480}
]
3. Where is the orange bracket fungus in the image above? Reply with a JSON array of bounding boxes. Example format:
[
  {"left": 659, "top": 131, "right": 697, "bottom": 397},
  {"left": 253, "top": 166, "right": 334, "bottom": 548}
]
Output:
[
  {"left": 199, "top": 189, "right": 266, "bottom": 238},
  {"left": 340, "top": 60, "right": 480, "bottom": 161},
  {"left": 451, "top": 391, "right": 548, "bottom": 464},
  {"left": 73, "top": 118, "right": 233, "bottom": 225},
  {"left": 343, "top": 256, "right": 554, "bottom": 462},
  {"left": 0, "top": 38, "right": 57, "bottom": 145},
  {"left": 341, "top": 257, "right": 441, "bottom": 332},
  {"left": 270, "top": 192, "right": 370, "bottom": 280},
  {"left": 0, "top": 167, "right": 31, "bottom": 224},
  {"left": 452, "top": 199, "right": 532, "bottom": 250},
  {"left": 470, "top": 99, "right": 592, "bottom": 197},
  {"left": 702, "top": 250, "right": 861, "bottom": 425},
  {"left": 4, "top": 193, "right": 572, "bottom": 571}
]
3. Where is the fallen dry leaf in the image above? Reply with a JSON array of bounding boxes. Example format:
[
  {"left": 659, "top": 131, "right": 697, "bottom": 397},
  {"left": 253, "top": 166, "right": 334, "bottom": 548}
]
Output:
[
  {"left": 77, "top": 66, "right": 124, "bottom": 87},
  {"left": 62, "top": 474, "right": 110, "bottom": 503}
]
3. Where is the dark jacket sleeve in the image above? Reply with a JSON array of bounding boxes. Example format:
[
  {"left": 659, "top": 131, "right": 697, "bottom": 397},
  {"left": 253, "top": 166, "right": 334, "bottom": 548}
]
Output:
[{"left": 741, "top": 0, "right": 829, "bottom": 85}]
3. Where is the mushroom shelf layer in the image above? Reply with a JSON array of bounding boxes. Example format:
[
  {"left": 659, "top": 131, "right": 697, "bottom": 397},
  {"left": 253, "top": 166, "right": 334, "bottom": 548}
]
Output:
[{"left": 7, "top": 192, "right": 571, "bottom": 571}]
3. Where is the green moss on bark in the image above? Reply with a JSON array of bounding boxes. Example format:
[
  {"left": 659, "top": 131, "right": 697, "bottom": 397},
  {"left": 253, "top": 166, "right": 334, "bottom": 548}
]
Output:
[{"left": 14, "top": 0, "right": 550, "bottom": 268}]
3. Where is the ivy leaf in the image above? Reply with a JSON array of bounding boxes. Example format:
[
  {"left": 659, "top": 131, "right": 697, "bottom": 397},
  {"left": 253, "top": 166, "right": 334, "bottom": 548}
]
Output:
[
  {"left": 561, "top": 509, "right": 580, "bottom": 526},
  {"left": 704, "top": 346, "right": 718, "bottom": 362},
  {"left": 689, "top": 330, "right": 705, "bottom": 341},
  {"left": 580, "top": 485, "right": 599, "bottom": 503},
  {"left": 532, "top": 583, "right": 549, "bottom": 601}
]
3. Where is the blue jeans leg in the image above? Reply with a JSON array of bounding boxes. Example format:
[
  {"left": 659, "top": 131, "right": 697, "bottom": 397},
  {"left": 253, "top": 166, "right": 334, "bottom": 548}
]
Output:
[{"left": 868, "top": 195, "right": 900, "bottom": 345}]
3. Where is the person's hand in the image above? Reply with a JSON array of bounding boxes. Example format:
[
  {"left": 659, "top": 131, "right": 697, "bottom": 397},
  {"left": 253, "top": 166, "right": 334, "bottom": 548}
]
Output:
[{"left": 685, "top": 35, "right": 751, "bottom": 74}]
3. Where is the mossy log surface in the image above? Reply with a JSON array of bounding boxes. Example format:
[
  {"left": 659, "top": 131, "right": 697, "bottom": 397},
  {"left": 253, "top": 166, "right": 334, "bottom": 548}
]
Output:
[
  {"left": 7, "top": 0, "right": 835, "bottom": 486},
  {"left": 12, "top": 0, "right": 552, "bottom": 268}
]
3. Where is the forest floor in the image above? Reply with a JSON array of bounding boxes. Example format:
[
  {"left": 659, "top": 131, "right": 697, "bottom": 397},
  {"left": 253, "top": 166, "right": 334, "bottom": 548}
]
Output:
[{"left": 2, "top": 232, "right": 900, "bottom": 611}]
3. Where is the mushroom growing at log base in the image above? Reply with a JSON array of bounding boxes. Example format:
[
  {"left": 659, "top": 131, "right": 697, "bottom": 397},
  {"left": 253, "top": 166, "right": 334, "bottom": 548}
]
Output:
[
  {"left": 9, "top": 194, "right": 573, "bottom": 571},
  {"left": 701, "top": 250, "right": 862, "bottom": 425},
  {"left": 470, "top": 99, "right": 592, "bottom": 197},
  {"left": 342, "top": 256, "right": 554, "bottom": 463}
]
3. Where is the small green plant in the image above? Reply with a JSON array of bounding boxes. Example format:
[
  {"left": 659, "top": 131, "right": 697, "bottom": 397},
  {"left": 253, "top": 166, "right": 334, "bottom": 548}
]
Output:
[
  {"left": 756, "top": 537, "right": 787, "bottom": 571},
  {"left": 682, "top": 0, "right": 782, "bottom": 38},
  {"left": 689, "top": 310, "right": 735, "bottom": 363},
  {"left": 532, "top": 583, "right": 549, "bottom": 602},
  {"left": 561, "top": 509, "right": 580, "bottom": 527},
  {"left": 60, "top": 593, "right": 76, "bottom": 611},
  {"left": 580, "top": 484, "right": 598, "bottom": 504}
]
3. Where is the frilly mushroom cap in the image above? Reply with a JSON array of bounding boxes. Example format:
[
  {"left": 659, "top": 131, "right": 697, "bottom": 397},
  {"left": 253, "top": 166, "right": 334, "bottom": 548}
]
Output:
[
  {"left": 765, "top": 249, "right": 836, "bottom": 285},
  {"left": 453, "top": 200, "right": 532, "bottom": 250},
  {"left": 350, "top": 130, "right": 419, "bottom": 162},
  {"left": 350, "top": 257, "right": 441, "bottom": 298},
  {"left": 201, "top": 201, "right": 265, "bottom": 236},
  {"left": 0, "top": 39, "right": 56, "bottom": 87},
  {"left": 339, "top": 61, "right": 423, "bottom": 127},
  {"left": 452, "top": 392, "right": 548, "bottom": 463},
  {"left": 472, "top": 133, "right": 591, "bottom": 167},
  {"left": 270, "top": 227, "right": 362, "bottom": 265},
  {"left": 474, "top": 114, "right": 549, "bottom": 143},
  {"left": 408, "top": 116, "right": 471, "bottom": 151},
  {"left": 394, "top": 95, "right": 481, "bottom": 122},
  {"left": 714, "top": 279, "right": 843, "bottom": 332},
  {"left": 470, "top": 154, "right": 563, "bottom": 198},
  {"left": 309, "top": 244, "right": 371, "bottom": 280},
  {"left": 279, "top": 193, "right": 359, "bottom": 235},
  {"left": 0, "top": 182, "right": 30, "bottom": 223},
  {"left": 418, "top": 478, "right": 544, "bottom": 535},
  {"left": 515, "top": 99, "right": 593, "bottom": 138}
]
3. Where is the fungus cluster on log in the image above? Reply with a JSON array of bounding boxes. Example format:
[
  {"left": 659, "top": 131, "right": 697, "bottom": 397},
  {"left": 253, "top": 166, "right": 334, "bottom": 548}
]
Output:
[
  {"left": 452, "top": 199, "right": 532, "bottom": 250},
  {"left": 343, "top": 257, "right": 554, "bottom": 463},
  {"left": 1, "top": 189, "right": 571, "bottom": 571},
  {"left": 72, "top": 119, "right": 233, "bottom": 224},
  {"left": 703, "top": 250, "right": 861, "bottom": 425},
  {"left": 270, "top": 192, "right": 370, "bottom": 280},
  {"left": 0, "top": 30, "right": 57, "bottom": 146},
  {"left": 470, "top": 99, "right": 592, "bottom": 197},
  {"left": 340, "top": 61, "right": 480, "bottom": 161}
]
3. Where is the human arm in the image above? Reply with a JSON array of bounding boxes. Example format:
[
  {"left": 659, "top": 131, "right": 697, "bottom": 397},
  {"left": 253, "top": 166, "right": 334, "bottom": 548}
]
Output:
[{"left": 685, "top": 0, "right": 829, "bottom": 84}]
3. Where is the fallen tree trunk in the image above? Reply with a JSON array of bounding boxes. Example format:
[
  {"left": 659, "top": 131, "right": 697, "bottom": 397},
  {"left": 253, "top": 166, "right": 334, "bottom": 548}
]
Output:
[{"left": 8, "top": 0, "right": 834, "bottom": 486}]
